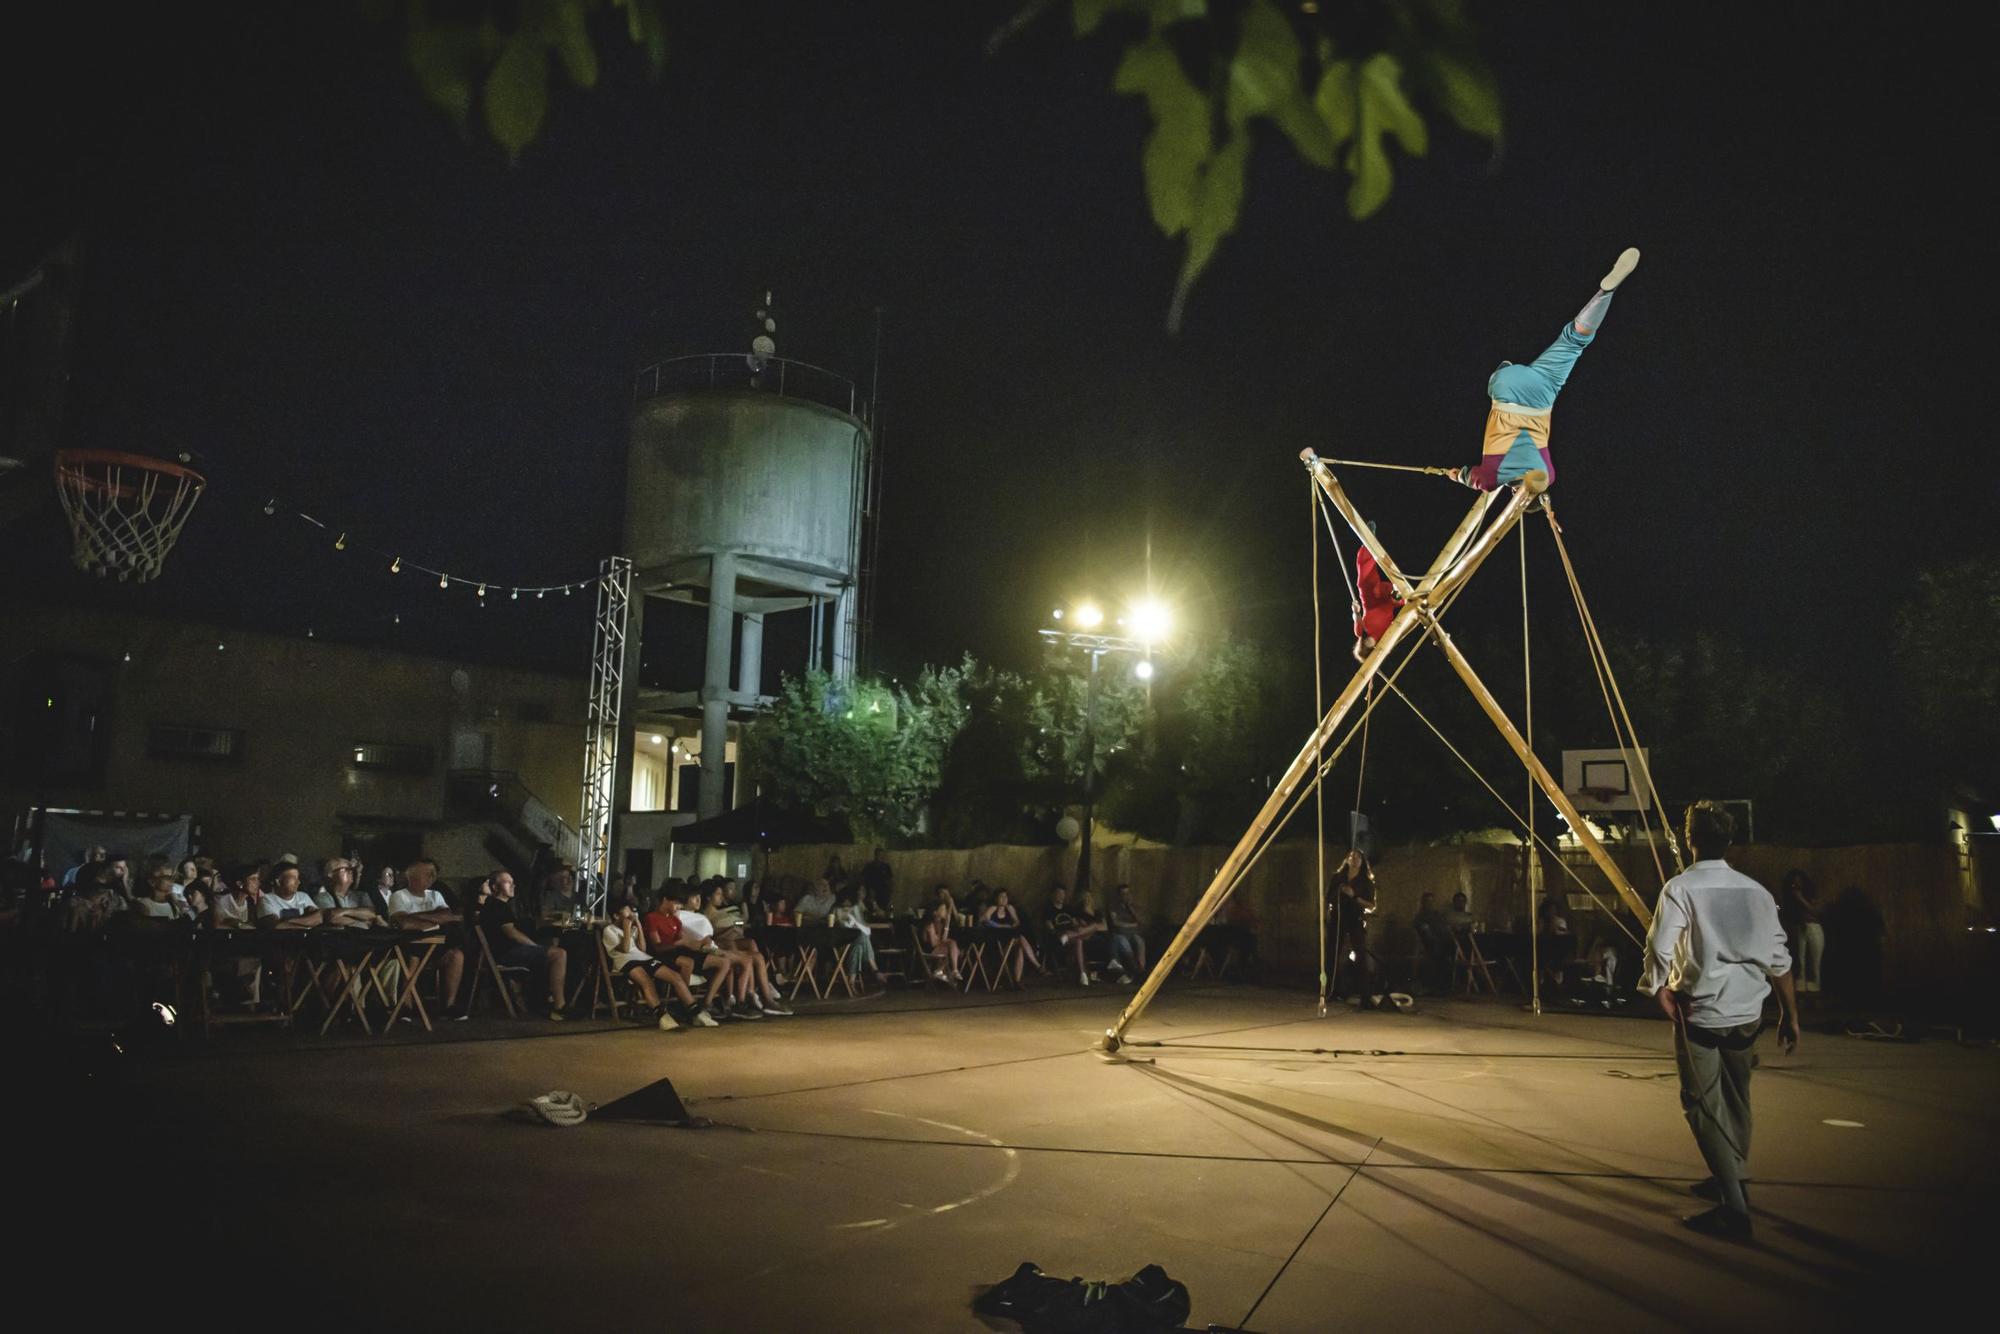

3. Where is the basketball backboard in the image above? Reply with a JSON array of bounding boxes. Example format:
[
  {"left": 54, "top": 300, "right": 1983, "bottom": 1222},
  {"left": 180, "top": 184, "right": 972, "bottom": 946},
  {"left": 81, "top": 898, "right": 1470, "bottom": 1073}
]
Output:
[{"left": 1561, "top": 747, "right": 1652, "bottom": 813}]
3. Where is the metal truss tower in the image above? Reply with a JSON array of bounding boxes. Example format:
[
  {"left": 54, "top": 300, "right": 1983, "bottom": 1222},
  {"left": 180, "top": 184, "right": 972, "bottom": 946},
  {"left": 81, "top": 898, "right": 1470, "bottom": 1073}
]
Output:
[{"left": 580, "top": 555, "right": 632, "bottom": 919}]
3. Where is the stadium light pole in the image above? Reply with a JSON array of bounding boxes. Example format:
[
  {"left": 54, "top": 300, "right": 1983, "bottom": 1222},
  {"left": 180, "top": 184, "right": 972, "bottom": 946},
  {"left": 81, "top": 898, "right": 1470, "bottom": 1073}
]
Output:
[{"left": 1040, "top": 598, "right": 1170, "bottom": 897}]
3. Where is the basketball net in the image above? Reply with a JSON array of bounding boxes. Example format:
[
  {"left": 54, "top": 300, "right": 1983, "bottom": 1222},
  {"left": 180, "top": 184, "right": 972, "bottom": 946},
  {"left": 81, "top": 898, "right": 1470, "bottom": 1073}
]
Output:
[{"left": 53, "top": 450, "right": 206, "bottom": 582}]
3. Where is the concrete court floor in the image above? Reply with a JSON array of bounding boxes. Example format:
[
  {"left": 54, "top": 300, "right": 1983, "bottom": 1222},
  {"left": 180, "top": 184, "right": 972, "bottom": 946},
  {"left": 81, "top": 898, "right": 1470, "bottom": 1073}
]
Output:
[{"left": 40, "top": 986, "right": 1998, "bottom": 1332}]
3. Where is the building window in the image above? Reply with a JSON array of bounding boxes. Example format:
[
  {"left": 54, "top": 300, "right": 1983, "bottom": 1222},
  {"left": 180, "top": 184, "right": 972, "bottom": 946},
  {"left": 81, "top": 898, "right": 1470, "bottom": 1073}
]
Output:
[
  {"left": 350, "top": 742, "right": 432, "bottom": 774},
  {"left": 148, "top": 724, "right": 243, "bottom": 762}
]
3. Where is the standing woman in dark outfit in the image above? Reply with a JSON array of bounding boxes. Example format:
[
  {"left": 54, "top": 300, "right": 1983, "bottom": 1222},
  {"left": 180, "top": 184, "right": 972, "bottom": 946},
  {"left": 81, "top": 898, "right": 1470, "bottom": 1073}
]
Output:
[{"left": 1330, "top": 849, "right": 1381, "bottom": 1008}]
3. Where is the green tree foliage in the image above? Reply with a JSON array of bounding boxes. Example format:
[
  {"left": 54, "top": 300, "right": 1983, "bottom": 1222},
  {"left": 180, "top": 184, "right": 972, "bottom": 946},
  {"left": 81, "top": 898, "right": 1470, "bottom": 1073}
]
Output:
[
  {"left": 1895, "top": 558, "right": 2000, "bottom": 793},
  {"left": 739, "top": 663, "right": 969, "bottom": 844},
  {"left": 378, "top": 0, "right": 667, "bottom": 159},
  {"left": 1167, "top": 635, "right": 1310, "bottom": 841},
  {"left": 1070, "top": 0, "right": 1500, "bottom": 328}
]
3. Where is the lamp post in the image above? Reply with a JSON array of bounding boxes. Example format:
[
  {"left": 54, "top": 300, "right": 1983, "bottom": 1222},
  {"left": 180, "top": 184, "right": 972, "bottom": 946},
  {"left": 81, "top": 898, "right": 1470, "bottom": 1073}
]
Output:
[{"left": 1040, "top": 598, "right": 1170, "bottom": 897}]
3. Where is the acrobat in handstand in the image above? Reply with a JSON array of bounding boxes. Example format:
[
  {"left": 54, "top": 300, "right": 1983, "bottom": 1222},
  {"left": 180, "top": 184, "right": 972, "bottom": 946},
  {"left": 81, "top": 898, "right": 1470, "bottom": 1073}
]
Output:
[{"left": 1452, "top": 248, "right": 1641, "bottom": 491}]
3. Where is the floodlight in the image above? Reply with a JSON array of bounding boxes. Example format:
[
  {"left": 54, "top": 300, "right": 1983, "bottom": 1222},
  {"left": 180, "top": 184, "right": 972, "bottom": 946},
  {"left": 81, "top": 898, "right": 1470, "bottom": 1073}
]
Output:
[
  {"left": 1134, "top": 660, "right": 1155, "bottom": 681},
  {"left": 1073, "top": 603, "right": 1104, "bottom": 629},
  {"left": 1130, "top": 598, "right": 1171, "bottom": 641}
]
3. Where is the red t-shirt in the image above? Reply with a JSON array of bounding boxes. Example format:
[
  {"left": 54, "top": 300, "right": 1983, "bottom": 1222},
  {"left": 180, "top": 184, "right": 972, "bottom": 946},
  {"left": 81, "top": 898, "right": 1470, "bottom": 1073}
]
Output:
[{"left": 643, "top": 911, "right": 683, "bottom": 950}]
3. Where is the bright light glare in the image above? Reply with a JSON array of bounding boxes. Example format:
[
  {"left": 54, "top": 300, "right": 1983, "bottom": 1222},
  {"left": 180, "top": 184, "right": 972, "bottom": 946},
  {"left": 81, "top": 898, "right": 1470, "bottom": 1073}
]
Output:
[
  {"left": 1991, "top": 814, "right": 2000, "bottom": 833},
  {"left": 1073, "top": 603, "right": 1104, "bottom": 629},
  {"left": 1134, "top": 660, "right": 1155, "bottom": 681},
  {"left": 1051, "top": 607, "right": 1064, "bottom": 621},
  {"left": 1130, "top": 598, "right": 1171, "bottom": 640},
  {"left": 650, "top": 734, "right": 664, "bottom": 745}
]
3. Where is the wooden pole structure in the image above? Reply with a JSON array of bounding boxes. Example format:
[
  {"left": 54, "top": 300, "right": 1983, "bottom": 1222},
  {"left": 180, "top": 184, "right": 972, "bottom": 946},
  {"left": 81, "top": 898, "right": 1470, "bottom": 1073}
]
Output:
[
  {"left": 1102, "top": 464, "right": 1542, "bottom": 1051},
  {"left": 1418, "top": 613, "right": 1654, "bottom": 925}
]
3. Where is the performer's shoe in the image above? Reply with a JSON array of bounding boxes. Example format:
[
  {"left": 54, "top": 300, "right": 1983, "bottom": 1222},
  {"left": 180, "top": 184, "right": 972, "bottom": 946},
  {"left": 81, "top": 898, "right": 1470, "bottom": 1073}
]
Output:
[
  {"left": 1599, "top": 247, "right": 1641, "bottom": 290},
  {"left": 1680, "top": 1205, "right": 1753, "bottom": 1241}
]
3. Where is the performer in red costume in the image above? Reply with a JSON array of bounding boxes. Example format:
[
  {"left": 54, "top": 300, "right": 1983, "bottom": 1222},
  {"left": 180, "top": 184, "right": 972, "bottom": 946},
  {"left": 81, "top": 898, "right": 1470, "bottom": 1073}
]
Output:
[{"left": 1353, "top": 538, "right": 1400, "bottom": 660}]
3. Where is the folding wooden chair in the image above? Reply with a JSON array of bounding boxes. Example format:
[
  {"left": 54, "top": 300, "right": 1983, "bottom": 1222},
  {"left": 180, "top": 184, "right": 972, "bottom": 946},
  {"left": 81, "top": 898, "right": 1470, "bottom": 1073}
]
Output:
[
  {"left": 588, "top": 935, "right": 627, "bottom": 1021},
  {"left": 908, "top": 923, "right": 954, "bottom": 990},
  {"left": 467, "top": 925, "right": 526, "bottom": 1018},
  {"left": 382, "top": 934, "right": 447, "bottom": 1030},
  {"left": 1450, "top": 930, "right": 1500, "bottom": 996}
]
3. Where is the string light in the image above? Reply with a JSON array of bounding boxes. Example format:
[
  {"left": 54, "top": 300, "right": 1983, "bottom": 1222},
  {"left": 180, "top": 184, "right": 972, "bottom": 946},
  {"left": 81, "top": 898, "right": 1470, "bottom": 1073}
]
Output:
[
  {"left": 510, "top": 589, "right": 518, "bottom": 600},
  {"left": 439, "top": 573, "right": 449, "bottom": 589},
  {"left": 390, "top": 556, "right": 401, "bottom": 573},
  {"left": 476, "top": 583, "right": 486, "bottom": 599},
  {"left": 263, "top": 499, "right": 276, "bottom": 516},
  {"left": 334, "top": 533, "right": 346, "bottom": 551}
]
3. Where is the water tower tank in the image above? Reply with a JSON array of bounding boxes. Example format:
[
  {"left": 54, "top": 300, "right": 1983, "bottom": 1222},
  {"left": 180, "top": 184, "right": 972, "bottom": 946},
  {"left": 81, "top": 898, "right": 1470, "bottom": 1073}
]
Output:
[{"left": 625, "top": 356, "right": 868, "bottom": 581}]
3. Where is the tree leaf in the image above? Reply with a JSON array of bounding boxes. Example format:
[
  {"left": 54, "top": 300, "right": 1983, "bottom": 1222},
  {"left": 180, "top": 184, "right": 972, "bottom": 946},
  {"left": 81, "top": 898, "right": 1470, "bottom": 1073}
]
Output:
[
  {"left": 1360, "top": 52, "right": 1427, "bottom": 157},
  {"left": 1424, "top": 50, "right": 1501, "bottom": 139},
  {"left": 1313, "top": 59, "right": 1356, "bottom": 149},
  {"left": 405, "top": 24, "right": 481, "bottom": 128},
  {"left": 1114, "top": 37, "right": 1212, "bottom": 236},
  {"left": 1344, "top": 91, "right": 1390, "bottom": 219},
  {"left": 552, "top": 1, "right": 599, "bottom": 89},
  {"left": 484, "top": 29, "right": 550, "bottom": 159},
  {"left": 1169, "top": 132, "right": 1247, "bottom": 332},
  {"left": 1073, "top": 0, "right": 1122, "bottom": 36},
  {"left": 1225, "top": 0, "right": 1332, "bottom": 168}
]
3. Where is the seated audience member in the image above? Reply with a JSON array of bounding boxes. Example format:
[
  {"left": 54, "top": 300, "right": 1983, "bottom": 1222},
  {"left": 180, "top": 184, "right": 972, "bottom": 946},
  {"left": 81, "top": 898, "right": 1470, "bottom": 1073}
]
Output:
[
  {"left": 917, "top": 900, "right": 963, "bottom": 984},
  {"left": 258, "top": 863, "right": 324, "bottom": 929},
  {"left": 1042, "top": 885, "right": 1105, "bottom": 985},
  {"left": 68, "top": 862, "right": 130, "bottom": 933},
  {"left": 664, "top": 890, "right": 755, "bottom": 1021},
  {"left": 208, "top": 864, "right": 266, "bottom": 1005},
  {"left": 696, "top": 880, "right": 788, "bottom": 1016},
  {"left": 795, "top": 876, "right": 837, "bottom": 926},
  {"left": 536, "top": 864, "right": 577, "bottom": 924},
  {"left": 479, "top": 869, "right": 568, "bottom": 1020},
  {"left": 602, "top": 902, "right": 711, "bottom": 1028},
  {"left": 765, "top": 894, "right": 795, "bottom": 927},
  {"left": 930, "top": 883, "right": 960, "bottom": 925},
  {"left": 374, "top": 865, "right": 399, "bottom": 900},
  {"left": 131, "top": 866, "right": 190, "bottom": 921},
  {"left": 62, "top": 845, "right": 108, "bottom": 889},
  {"left": 960, "top": 880, "right": 993, "bottom": 925},
  {"left": 979, "top": 888, "right": 1043, "bottom": 981},
  {"left": 387, "top": 858, "right": 467, "bottom": 1013},
  {"left": 1443, "top": 891, "right": 1475, "bottom": 934},
  {"left": 829, "top": 887, "right": 888, "bottom": 990},
  {"left": 177, "top": 857, "right": 219, "bottom": 920},
  {"left": 316, "top": 857, "right": 381, "bottom": 927},
  {"left": 1104, "top": 885, "right": 1148, "bottom": 984}
]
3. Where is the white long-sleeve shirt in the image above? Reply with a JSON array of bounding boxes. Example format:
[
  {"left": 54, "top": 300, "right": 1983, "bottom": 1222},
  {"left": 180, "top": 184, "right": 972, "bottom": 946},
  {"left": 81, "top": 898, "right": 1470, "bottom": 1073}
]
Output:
[{"left": 1639, "top": 859, "right": 1792, "bottom": 1029}]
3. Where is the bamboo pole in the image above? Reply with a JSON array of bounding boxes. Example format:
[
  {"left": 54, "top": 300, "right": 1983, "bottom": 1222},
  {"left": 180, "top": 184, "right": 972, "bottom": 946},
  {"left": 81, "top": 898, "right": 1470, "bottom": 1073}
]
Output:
[
  {"left": 1103, "top": 471, "right": 1542, "bottom": 1050},
  {"left": 1298, "top": 450, "right": 1416, "bottom": 598},
  {"left": 1419, "top": 614, "right": 1654, "bottom": 926}
]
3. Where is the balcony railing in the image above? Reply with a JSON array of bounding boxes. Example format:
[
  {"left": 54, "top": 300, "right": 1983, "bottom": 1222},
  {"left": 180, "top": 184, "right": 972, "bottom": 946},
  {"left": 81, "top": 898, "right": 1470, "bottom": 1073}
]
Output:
[{"left": 633, "top": 353, "right": 867, "bottom": 422}]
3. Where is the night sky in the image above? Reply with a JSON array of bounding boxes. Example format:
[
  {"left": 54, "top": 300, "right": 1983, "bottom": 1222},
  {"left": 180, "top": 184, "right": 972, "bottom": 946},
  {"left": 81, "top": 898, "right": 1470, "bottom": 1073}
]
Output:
[{"left": 8, "top": 2, "right": 1993, "bottom": 704}]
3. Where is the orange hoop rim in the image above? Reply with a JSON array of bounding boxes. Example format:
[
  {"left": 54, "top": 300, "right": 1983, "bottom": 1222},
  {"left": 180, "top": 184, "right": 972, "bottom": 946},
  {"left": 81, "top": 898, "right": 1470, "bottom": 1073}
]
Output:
[{"left": 55, "top": 452, "right": 207, "bottom": 488}]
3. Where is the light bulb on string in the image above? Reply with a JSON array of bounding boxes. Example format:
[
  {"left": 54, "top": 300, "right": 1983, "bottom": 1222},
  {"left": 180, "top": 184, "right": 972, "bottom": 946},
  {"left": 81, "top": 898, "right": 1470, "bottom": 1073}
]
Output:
[
  {"left": 536, "top": 590, "right": 544, "bottom": 599},
  {"left": 262, "top": 499, "right": 276, "bottom": 516},
  {"left": 510, "top": 588, "right": 518, "bottom": 600},
  {"left": 334, "top": 533, "right": 346, "bottom": 551},
  {"left": 393, "top": 614, "right": 401, "bottom": 625},
  {"left": 439, "top": 573, "right": 449, "bottom": 589},
  {"left": 476, "top": 583, "right": 486, "bottom": 599},
  {"left": 390, "top": 557, "right": 401, "bottom": 573}
]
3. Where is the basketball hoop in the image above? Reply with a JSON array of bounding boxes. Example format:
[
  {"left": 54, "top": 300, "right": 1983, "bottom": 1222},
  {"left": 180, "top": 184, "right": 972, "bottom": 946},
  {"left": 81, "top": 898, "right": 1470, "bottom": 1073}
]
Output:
[{"left": 53, "top": 449, "right": 206, "bottom": 582}]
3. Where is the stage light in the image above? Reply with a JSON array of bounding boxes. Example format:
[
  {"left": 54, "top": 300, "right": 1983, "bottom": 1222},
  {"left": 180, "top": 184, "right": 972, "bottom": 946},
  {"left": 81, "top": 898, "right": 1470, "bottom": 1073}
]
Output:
[
  {"left": 1130, "top": 598, "right": 1171, "bottom": 640},
  {"left": 1134, "top": 660, "right": 1155, "bottom": 681},
  {"left": 1991, "top": 814, "right": 2000, "bottom": 832},
  {"left": 1073, "top": 602, "right": 1104, "bottom": 629}
]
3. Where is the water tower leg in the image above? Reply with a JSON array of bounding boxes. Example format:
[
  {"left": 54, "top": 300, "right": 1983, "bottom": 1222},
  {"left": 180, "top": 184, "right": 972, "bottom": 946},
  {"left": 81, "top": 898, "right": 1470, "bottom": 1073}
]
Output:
[
  {"left": 700, "top": 553, "right": 737, "bottom": 820},
  {"left": 737, "top": 612, "right": 764, "bottom": 702},
  {"left": 833, "top": 583, "right": 858, "bottom": 681}
]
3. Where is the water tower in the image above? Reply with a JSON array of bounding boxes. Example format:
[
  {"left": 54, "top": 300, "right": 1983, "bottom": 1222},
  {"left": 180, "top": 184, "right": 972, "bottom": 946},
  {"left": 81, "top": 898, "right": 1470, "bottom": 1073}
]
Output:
[{"left": 620, "top": 321, "right": 873, "bottom": 828}]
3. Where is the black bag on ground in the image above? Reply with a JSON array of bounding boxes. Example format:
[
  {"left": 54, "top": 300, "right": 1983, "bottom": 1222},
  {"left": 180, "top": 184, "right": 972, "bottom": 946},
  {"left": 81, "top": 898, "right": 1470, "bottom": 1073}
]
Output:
[{"left": 974, "top": 1261, "right": 1191, "bottom": 1333}]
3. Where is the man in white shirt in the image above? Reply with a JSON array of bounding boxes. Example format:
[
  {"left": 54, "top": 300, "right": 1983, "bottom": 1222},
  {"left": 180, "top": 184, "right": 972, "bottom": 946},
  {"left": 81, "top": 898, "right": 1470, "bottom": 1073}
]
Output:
[
  {"left": 388, "top": 857, "right": 467, "bottom": 1015},
  {"left": 1639, "top": 801, "right": 1800, "bottom": 1240},
  {"left": 256, "top": 864, "right": 323, "bottom": 929}
]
